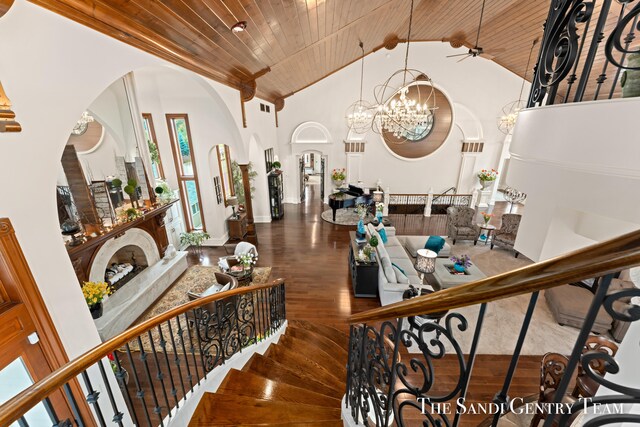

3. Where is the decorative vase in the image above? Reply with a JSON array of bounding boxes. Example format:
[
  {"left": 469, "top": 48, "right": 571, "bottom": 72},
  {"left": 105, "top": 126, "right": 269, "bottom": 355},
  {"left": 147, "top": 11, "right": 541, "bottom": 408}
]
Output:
[
  {"left": 376, "top": 212, "right": 383, "bottom": 222},
  {"left": 454, "top": 264, "right": 466, "bottom": 273},
  {"left": 333, "top": 179, "right": 344, "bottom": 188},
  {"left": 89, "top": 303, "right": 103, "bottom": 319},
  {"left": 621, "top": 53, "right": 640, "bottom": 98},
  {"left": 480, "top": 180, "right": 494, "bottom": 190},
  {"left": 164, "top": 244, "right": 177, "bottom": 260}
]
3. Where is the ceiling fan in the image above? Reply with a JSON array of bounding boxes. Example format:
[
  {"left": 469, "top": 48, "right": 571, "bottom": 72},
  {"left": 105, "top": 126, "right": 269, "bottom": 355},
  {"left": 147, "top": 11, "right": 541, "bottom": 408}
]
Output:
[{"left": 447, "top": 0, "right": 503, "bottom": 62}]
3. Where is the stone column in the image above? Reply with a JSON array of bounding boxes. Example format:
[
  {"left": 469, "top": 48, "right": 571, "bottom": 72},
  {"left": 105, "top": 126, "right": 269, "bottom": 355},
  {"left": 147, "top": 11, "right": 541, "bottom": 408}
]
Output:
[{"left": 239, "top": 164, "right": 258, "bottom": 245}]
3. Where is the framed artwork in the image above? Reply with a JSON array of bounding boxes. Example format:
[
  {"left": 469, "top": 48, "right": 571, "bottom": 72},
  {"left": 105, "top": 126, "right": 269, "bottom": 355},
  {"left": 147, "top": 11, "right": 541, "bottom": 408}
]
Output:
[{"left": 214, "top": 176, "right": 222, "bottom": 205}]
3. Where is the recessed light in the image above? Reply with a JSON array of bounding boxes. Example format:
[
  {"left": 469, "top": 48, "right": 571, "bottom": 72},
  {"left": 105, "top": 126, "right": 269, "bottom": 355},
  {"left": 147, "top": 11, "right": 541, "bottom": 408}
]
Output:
[{"left": 232, "top": 21, "right": 247, "bottom": 33}]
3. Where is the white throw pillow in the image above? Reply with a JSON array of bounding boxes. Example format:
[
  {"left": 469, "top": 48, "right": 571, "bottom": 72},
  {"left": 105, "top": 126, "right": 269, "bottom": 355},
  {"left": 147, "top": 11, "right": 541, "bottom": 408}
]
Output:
[
  {"left": 392, "top": 265, "right": 409, "bottom": 284},
  {"left": 220, "top": 283, "right": 231, "bottom": 292},
  {"left": 380, "top": 256, "right": 397, "bottom": 283},
  {"left": 200, "top": 284, "right": 223, "bottom": 297}
]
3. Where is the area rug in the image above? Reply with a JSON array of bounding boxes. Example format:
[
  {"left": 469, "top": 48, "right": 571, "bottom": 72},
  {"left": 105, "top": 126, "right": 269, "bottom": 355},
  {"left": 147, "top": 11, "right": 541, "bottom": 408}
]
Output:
[
  {"left": 125, "top": 265, "right": 271, "bottom": 353},
  {"left": 405, "top": 241, "right": 584, "bottom": 356},
  {"left": 321, "top": 208, "right": 375, "bottom": 226}
]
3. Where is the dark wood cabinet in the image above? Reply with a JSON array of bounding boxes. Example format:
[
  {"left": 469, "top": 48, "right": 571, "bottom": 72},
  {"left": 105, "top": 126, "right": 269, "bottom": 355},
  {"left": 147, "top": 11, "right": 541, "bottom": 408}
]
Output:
[
  {"left": 227, "top": 213, "right": 248, "bottom": 240},
  {"left": 348, "top": 231, "right": 378, "bottom": 298},
  {"left": 268, "top": 171, "right": 284, "bottom": 220}
]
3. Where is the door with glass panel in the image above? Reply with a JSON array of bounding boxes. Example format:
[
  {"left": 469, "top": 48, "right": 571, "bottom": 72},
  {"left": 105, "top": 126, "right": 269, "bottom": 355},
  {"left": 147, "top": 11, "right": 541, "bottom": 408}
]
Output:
[{"left": 166, "top": 114, "right": 205, "bottom": 231}]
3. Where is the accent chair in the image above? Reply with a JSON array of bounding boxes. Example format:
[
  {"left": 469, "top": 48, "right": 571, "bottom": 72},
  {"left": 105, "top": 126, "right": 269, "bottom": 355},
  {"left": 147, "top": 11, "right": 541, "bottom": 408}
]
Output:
[
  {"left": 529, "top": 352, "right": 577, "bottom": 427},
  {"left": 491, "top": 213, "right": 522, "bottom": 257},
  {"left": 446, "top": 206, "right": 480, "bottom": 245}
]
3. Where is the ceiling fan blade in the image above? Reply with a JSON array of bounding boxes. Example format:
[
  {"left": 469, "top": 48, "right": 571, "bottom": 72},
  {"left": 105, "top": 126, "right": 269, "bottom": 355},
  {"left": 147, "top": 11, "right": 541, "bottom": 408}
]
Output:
[
  {"left": 457, "top": 55, "right": 472, "bottom": 63},
  {"left": 447, "top": 53, "right": 470, "bottom": 58},
  {"left": 481, "top": 53, "right": 496, "bottom": 60}
]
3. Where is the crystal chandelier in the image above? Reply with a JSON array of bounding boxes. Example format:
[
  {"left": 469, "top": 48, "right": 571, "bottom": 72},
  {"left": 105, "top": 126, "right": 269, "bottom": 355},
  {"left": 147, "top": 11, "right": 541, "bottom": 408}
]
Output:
[
  {"left": 72, "top": 111, "right": 95, "bottom": 136},
  {"left": 372, "top": 0, "right": 437, "bottom": 144},
  {"left": 345, "top": 41, "right": 373, "bottom": 133},
  {"left": 498, "top": 39, "right": 538, "bottom": 134}
]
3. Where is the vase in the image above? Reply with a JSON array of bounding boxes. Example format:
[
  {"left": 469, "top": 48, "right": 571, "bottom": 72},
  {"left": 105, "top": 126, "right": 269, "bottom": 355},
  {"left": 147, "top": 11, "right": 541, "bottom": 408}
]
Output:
[
  {"left": 621, "top": 53, "right": 640, "bottom": 98},
  {"left": 333, "top": 179, "right": 344, "bottom": 188},
  {"left": 480, "top": 180, "right": 494, "bottom": 190},
  {"left": 89, "top": 303, "right": 103, "bottom": 319},
  {"left": 453, "top": 263, "right": 466, "bottom": 273},
  {"left": 376, "top": 212, "right": 383, "bottom": 222}
]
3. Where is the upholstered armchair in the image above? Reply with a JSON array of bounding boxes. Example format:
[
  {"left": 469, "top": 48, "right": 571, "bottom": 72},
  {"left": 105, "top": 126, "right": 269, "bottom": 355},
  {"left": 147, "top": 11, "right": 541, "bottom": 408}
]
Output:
[
  {"left": 446, "top": 206, "right": 480, "bottom": 245},
  {"left": 529, "top": 353, "right": 577, "bottom": 427},
  {"left": 491, "top": 213, "right": 522, "bottom": 257}
]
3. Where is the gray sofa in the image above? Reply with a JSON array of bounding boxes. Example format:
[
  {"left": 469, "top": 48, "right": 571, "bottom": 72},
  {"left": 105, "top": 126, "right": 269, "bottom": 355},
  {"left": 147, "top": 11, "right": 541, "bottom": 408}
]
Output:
[{"left": 365, "top": 223, "right": 451, "bottom": 306}]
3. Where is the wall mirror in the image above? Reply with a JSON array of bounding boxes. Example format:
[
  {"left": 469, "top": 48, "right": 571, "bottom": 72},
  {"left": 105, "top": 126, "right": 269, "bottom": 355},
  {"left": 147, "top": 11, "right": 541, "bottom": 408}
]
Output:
[
  {"left": 216, "top": 144, "right": 234, "bottom": 206},
  {"left": 58, "top": 76, "right": 153, "bottom": 239}
]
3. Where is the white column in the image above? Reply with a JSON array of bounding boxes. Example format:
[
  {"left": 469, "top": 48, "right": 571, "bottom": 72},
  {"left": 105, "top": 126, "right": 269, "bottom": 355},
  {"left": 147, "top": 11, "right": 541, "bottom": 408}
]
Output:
[
  {"left": 424, "top": 191, "right": 433, "bottom": 217},
  {"left": 490, "top": 134, "right": 512, "bottom": 206},
  {"left": 383, "top": 188, "right": 390, "bottom": 216}
]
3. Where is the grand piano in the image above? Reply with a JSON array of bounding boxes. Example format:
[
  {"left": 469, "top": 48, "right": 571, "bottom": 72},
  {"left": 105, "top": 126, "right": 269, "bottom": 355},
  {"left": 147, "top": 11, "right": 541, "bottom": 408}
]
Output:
[{"left": 328, "top": 184, "right": 377, "bottom": 222}]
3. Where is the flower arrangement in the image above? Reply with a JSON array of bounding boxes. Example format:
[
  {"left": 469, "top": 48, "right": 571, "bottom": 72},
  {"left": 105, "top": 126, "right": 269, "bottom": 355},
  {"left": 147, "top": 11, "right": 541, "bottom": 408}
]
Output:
[
  {"left": 480, "top": 211, "right": 493, "bottom": 225},
  {"left": 355, "top": 203, "right": 368, "bottom": 219},
  {"left": 450, "top": 254, "right": 472, "bottom": 268},
  {"left": 376, "top": 202, "right": 385, "bottom": 213},
  {"left": 331, "top": 168, "right": 346, "bottom": 181},
  {"left": 477, "top": 169, "right": 498, "bottom": 181},
  {"left": 81, "top": 281, "right": 112, "bottom": 307},
  {"left": 237, "top": 252, "right": 258, "bottom": 269},
  {"left": 120, "top": 207, "right": 143, "bottom": 222}
]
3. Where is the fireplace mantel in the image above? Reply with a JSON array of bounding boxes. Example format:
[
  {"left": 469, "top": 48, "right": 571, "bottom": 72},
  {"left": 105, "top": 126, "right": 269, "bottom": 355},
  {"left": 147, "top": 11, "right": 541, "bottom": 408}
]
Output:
[{"left": 67, "top": 201, "right": 177, "bottom": 284}]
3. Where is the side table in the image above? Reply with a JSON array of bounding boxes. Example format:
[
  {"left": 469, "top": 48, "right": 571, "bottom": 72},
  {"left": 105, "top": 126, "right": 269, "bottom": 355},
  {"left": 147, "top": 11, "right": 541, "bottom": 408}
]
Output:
[
  {"left": 348, "top": 231, "right": 378, "bottom": 298},
  {"left": 477, "top": 224, "right": 496, "bottom": 245}
]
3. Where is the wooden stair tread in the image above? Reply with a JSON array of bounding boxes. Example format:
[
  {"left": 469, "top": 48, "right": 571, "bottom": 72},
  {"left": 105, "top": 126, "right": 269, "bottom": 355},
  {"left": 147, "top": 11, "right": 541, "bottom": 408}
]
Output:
[
  {"left": 217, "top": 369, "right": 341, "bottom": 407},
  {"left": 265, "top": 343, "right": 345, "bottom": 390},
  {"left": 243, "top": 353, "right": 342, "bottom": 398},
  {"left": 202, "top": 422, "right": 343, "bottom": 427},
  {"left": 189, "top": 394, "right": 341, "bottom": 425},
  {"left": 289, "top": 320, "right": 349, "bottom": 348},
  {"left": 285, "top": 325, "right": 348, "bottom": 365},
  {"left": 276, "top": 334, "right": 347, "bottom": 379}
]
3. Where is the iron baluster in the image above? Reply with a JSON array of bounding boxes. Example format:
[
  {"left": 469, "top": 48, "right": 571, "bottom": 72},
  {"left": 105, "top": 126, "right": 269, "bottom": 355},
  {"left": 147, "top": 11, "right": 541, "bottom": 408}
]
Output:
[
  {"left": 543, "top": 274, "right": 615, "bottom": 427},
  {"left": 63, "top": 383, "right": 86, "bottom": 427},
  {"left": 80, "top": 370, "right": 106, "bottom": 427},
  {"left": 176, "top": 316, "right": 195, "bottom": 392},
  {"left": 608, "top": 8, "right": 639, "bottom": 98},
  {"left": 41, "top": 397, "right": 61, "bottom": 426},
  {"left": 157, "top": 324, "right": 180, "bottom": 409},
  {"left": 574, "top": 0, "right": 613, "bottom": 102},
  {"left": 124, "top": 343, "right": 152, "bottom": 427},
  {"left": 383, "top": 318, "right": 403, "bottom": 427},
  {"left": 166, "top": 318, "right": 188, "bottom": 400},
  {"left": 16, "top": 416, "right": 28, "bottom": 427},
  {"left": 492, "top": 291, "right": 540, "bottom": 426},
  {"left": 135, "top": 336, "right": 164, "bottom": 426},
  {"left": 192, "top": 308, "right": 209, "bottom": 379},
  {"left": 96, "top": 359, "right": 125, "bottom": 426},
  {"left": 147, "top": 330, "right": 172, "bottom": 421},
  {"left": 112, "top": 351, "right": 139, "bottom": 426},
  {"left": 183, "top": 313, "right": 202, "bottom": 386},
  {"left": 564, "top": 11, "right": 593, "bottom": 102},
  {"left": 452, "top": 303, "right": 487, "bottom": 427}
]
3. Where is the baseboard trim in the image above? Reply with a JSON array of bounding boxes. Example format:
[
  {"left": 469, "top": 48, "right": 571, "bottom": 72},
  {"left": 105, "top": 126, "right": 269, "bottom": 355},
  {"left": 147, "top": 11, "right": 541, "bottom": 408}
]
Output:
[
  {"left": 204, "top": 232, "right": 229, "bottom": 247},
  {"left": 254, "top": 216, "right": 272, "bottom": 223},
  {"left": 284, "top": 197, "right": 300, "bottom": 204}
]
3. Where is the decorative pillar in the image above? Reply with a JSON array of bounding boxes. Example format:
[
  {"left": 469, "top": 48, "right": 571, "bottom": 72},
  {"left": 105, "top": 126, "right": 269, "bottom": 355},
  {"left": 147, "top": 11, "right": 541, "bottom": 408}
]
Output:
[
  {"left": 424, "top": 189, "right": 434, "bottom": 217},
  {"left": 239, "top": 164, "right": 258, "bottom": 245}
]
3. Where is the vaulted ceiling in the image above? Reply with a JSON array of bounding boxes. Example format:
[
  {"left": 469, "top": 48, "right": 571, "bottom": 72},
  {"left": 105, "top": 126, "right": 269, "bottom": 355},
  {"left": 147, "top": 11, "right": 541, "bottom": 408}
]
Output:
[{"left": 23, "top": 0, "right": 550, "bottom": 102}]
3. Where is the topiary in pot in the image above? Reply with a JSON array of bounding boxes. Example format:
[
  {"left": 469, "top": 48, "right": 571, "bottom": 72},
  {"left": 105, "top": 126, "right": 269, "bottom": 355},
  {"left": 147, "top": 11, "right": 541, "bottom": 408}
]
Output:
[
  {"left": 123, "top": 179, "right": 139, "bottom": 208},
  {"left": 272, "top": 161, "right": 281, "bottom": 170}
]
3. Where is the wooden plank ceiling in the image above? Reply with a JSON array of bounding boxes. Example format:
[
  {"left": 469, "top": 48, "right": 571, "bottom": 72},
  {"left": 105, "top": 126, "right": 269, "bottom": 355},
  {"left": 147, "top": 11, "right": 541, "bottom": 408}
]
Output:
[{"left": 24, "top": 0, "right": 550, "bottom": 102}]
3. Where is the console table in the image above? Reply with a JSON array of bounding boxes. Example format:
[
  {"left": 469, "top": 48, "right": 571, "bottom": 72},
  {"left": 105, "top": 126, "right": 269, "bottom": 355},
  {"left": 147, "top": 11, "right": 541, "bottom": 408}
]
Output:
[
  {"left": 348, "top": 231, "right": 378, "bottom": 298},
  {"left": 227, "top": 213, "right": 248, "bottom": 240}
]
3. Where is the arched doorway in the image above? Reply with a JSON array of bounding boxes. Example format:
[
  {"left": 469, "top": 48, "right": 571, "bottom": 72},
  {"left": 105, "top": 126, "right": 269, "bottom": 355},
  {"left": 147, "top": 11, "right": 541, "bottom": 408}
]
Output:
[{"left": 299, "top": 150, "right": 326, "bottom": 204}]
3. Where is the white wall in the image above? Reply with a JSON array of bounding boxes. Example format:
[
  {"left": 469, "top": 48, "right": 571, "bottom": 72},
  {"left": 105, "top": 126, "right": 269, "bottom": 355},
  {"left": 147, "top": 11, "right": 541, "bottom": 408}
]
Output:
[
  {"left": 276, "top": 42, "right": 527, "bottom": 201},
  {"left": 508, "top": 98, "right": 640, "bottom": 261}
]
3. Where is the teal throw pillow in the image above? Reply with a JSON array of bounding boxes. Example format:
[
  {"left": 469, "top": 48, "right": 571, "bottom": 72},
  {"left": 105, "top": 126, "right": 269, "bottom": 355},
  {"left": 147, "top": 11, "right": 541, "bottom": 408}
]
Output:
[
  {"left": 424, "top": 236, "right": 445, "bottom": 254},
  {"left": 378, "top": 227, "right": 388, "bottom": 244},
  {"left": 391, "top": 262, "right": 406, "bottom": 276}
]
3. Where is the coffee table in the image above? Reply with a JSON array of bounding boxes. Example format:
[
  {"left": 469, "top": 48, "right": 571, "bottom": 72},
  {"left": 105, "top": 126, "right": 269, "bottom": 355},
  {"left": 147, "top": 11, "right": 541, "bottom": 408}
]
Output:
[{"left": 432, "top": 258, "right": 486, "bottom": 290}]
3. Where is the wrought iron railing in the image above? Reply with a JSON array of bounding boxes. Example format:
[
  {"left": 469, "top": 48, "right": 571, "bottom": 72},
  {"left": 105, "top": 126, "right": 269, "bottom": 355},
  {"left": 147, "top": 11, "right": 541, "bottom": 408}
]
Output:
[
  {"left": 528, "top": 0, "right": 640, "bottom": 106},
  {"left": 0, "top": 280, "right": 287, "bottom": 427},
  {"left": 388, "top": 193, "right": 471, "bottom": 216},
  {"left": 345, "top": 229, "right": 640, "bottom": 426}
]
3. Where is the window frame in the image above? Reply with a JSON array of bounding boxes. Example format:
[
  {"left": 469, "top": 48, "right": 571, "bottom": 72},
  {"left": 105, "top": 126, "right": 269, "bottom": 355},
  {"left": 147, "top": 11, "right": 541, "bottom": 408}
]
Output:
[
  {"left": 166, "top": 113, "right": 206, "bottom": 232},
  {"left": 216, "top": 144, "right": 235, "bottom": 207},
  {"left": 142, "top": 113, "right": 165, "bottom": 180}
]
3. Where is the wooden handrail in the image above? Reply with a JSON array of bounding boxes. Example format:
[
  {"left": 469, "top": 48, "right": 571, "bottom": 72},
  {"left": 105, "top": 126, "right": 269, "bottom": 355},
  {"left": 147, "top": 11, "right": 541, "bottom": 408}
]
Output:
[
  {"left": 349, "top": 229, "right": 640, "bottom": 323},
  {"left": 0, "top": 279, "right": 286, "bottom": 427}
]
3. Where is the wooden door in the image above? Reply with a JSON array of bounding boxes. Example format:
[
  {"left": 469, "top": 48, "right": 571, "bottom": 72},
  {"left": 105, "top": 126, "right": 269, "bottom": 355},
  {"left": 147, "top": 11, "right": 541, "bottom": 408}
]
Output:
[{"left": 0, "top": 219, "right": 92, "bottom": 425}]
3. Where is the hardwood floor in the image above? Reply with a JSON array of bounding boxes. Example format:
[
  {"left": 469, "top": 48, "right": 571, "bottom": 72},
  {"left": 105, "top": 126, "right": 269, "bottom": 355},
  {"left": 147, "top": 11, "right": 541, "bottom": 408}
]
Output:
[{"left": 178, "top": 184, "right": 537, "bottom": 426}]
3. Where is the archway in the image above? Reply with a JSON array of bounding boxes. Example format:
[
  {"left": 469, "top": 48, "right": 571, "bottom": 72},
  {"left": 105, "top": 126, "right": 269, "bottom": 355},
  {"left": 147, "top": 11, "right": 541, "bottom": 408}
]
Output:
[{"left": 299, "top": 149, "right": 326, "bottom": 204}]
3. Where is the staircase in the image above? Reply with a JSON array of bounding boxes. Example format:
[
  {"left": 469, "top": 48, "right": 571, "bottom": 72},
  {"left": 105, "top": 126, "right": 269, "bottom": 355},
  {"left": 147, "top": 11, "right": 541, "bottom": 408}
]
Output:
[{"left": 189, "top": 320, "right": 347, "bottom": 426}]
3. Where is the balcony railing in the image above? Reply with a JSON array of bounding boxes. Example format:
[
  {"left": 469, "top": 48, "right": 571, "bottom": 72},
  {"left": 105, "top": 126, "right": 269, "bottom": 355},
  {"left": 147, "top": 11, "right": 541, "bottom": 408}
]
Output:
[
  {"left": 345, "top": 229, "right": 640, "bottom": 426},
  {"left": 528, "top": 0, "right": 640, "bottom": 106}
]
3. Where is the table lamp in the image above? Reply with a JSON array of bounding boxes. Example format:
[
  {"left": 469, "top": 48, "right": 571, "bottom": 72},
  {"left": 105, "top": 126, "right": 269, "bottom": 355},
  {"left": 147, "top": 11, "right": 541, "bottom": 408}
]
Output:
[
  {"left": 415, "top": 249, "right": 437, "bottom": 282},
  {"left": 372, "top": 190, "right": 383, "bottom": 203},
  {"left": 227, "top": 196, "right": 239, "bottom": 218}
]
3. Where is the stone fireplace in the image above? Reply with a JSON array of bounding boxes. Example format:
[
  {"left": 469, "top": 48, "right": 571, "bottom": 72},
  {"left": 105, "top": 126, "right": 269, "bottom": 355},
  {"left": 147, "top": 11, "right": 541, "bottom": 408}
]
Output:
[{"left": 104, "top": 244, "right": 148, "bottom": 291}]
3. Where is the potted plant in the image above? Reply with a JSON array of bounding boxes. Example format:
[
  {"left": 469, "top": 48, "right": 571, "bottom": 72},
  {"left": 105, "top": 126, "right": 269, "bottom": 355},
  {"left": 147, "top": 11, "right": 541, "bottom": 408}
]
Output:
[
  {"left": 123, "top": 178, "right": 139, "bottom": 208},
  {"left": 450, "top": 254, "right": 472, "bottom": 273},
  {"left": 480, "top": 211, "right": 493, "bottom": 226},
  {"left": 369, "top": 235, "right": 379, "bottom": 249},
  {"left": 477, "top": 169, "right": 498, "bottom": 189},
  {"left": 237, "top": 251, "right": 258, "bottom": 272},
  {"left": 82, "top": 281, "right": 112, "bottom": 319},
  {"left": 272, "top": 160, "right": 281, "bottom": 171},
  {"left": 120, "top": 207, "right": 142, "bottom": 222},
  {"left": 180, "top": 231, "right": 211, "bottom": 256},
  {"left": 375, "top": 202, "right": 385, "bottom": 222},
  {"left": 331, "top": 168, "right": 346, "bottom": 187},
  {"left": 154, "top": 179, "right": 174, "bottom": 204},
  {"left": 231, "top": 161, "right": 257, "bottom": 206},
  {"left": 109, "top": 178, "right": 124, "bottom": 207}
]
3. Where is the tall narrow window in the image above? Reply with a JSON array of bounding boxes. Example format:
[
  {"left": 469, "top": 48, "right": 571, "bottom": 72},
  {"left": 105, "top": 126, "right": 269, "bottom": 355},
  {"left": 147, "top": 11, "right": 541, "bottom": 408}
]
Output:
[
  {"left": 216, "top": 144, "right": 235, "bottom": 206},
  {"left": 142, "top": 113, "right": 164, "bottom": 180},
  {"left": 166, "top": 114, "right": 205, "bottom": 231}
]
